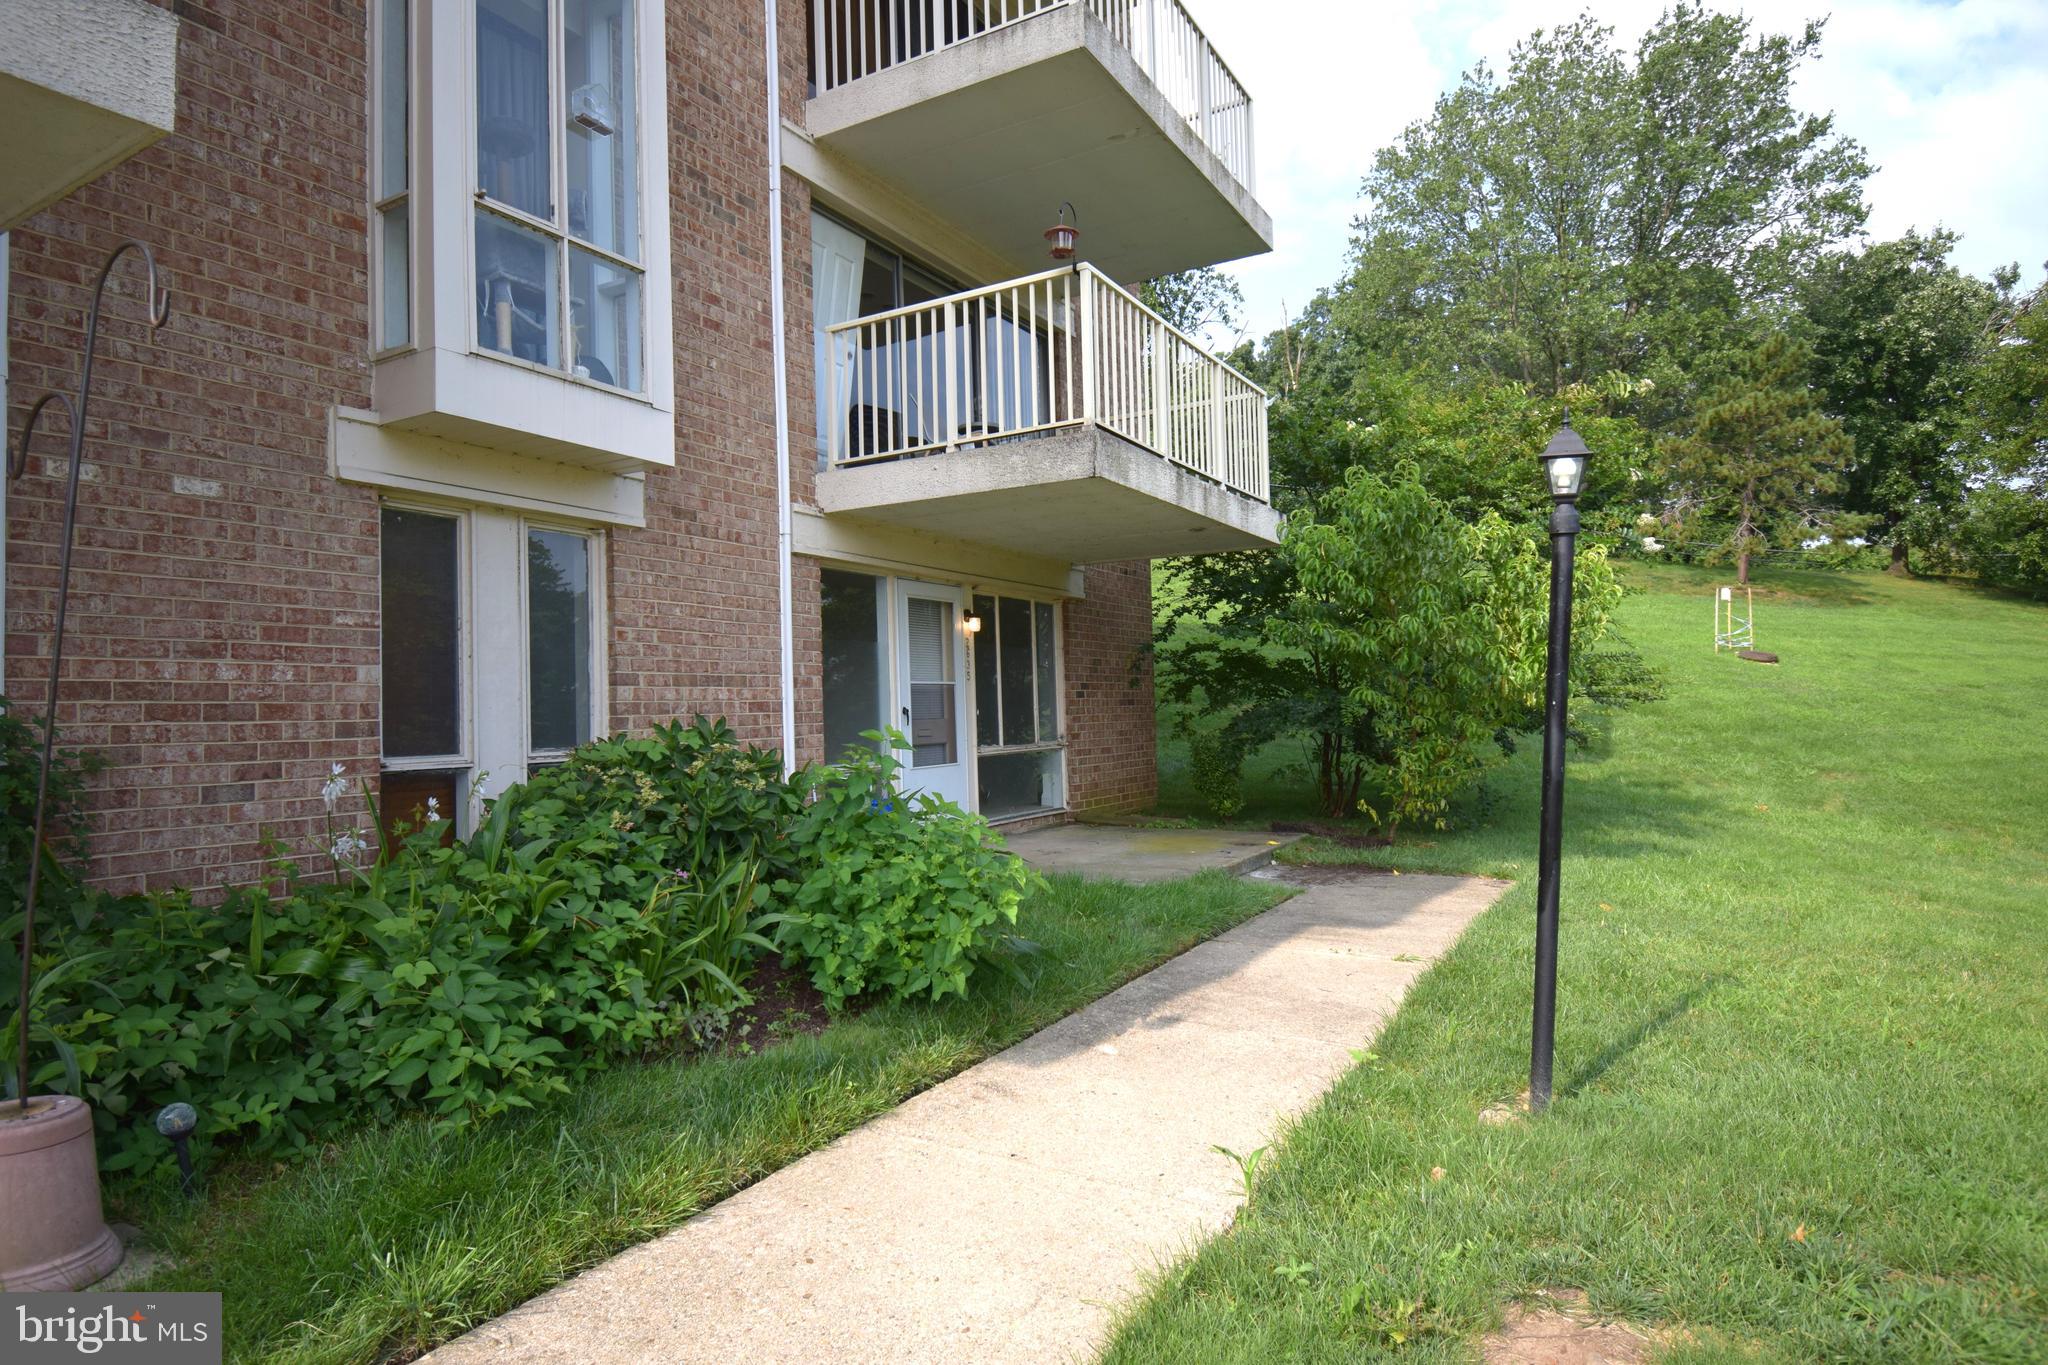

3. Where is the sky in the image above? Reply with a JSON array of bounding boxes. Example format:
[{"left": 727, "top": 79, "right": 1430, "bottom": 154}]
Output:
[{"left": 1186, "top": 0, "right": 2048, "bottom": 349}]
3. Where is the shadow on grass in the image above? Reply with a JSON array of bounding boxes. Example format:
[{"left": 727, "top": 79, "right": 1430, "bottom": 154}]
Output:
[{"left": 1560, "top": 974, "right": 1733, "bottom": 1100}]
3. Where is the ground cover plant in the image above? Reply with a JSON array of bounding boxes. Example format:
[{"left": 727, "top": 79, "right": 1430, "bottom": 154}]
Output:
[
  {"left": 2, "top": 718, "right": 1035, "bottom": 1176},
  {"left": 1121, "top": 563, "right": 2048, "bottom": 1361},
  {"left": 113, "top": 870, "right": 1285, "bottom": 1363}
]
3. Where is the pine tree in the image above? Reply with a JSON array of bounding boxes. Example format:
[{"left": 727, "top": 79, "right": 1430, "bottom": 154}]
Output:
[{"left": 1663, "top": 334, "right": 1855, "bottom": 584}]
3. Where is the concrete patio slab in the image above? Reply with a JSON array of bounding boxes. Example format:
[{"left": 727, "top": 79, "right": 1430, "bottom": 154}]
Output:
[
  {"left": 420, "top": 869, "right": 1508, "bottom": 1365},
  {"left": 1003, "top": 823, "right": 1302, "bottom": 883}
]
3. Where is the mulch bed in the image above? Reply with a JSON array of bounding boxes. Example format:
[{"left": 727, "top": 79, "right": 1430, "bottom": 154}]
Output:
[{"left": 725, "top": 956, "right": 834, "bottom": 1051}]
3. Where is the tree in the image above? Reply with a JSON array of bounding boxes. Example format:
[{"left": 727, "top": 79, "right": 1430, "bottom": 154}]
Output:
[
  {"left": 1157, "top": 464, "right": 1623, "bottom": 830},
  {"left": 1949, "top": 279, "right": 2048, "bottom": 596},
  {"left": 1334, "top": 5, "right": 1869, "bottom": 397},
  {"left": 1139, "top": 266, "right": 1244, "bottom": 342},
  {"left": 1661, "top": 333, "right": 1855, "bottom": 583},
  {"left": 1801, "top": 231, "right": 2008, "bottom": 573}
]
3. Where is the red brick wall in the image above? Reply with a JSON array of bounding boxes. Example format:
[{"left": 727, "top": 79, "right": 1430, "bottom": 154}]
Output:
[
  {"left": 4, "top": 0, "right": 382, "bottom": 892},
  {"left": 608, "top": 0, "right": 814, "bottom": 755},
  {"left": 1062, "top": 561, "right": 1157, "bottom": 815},
  {"left": 2, "top": 0, "right": 1150, "bottom": 893}
]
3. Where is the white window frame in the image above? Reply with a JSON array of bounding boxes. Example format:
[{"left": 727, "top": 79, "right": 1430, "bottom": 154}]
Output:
[
  {"left": 813, "top": 564, "right": 1071, "bottom": 819},
  {"left": 378, "top": 499, "right": 476, "bottom": 776},
  {"left": 972, "top": 593, "right": 1067, "bottom": 753},
  {"left": 469, "top": 0, "right": 647, "bottom": 396},
  {"left": 519, "top": 516, "right": 609, "bottom": 766},
  {"left": 366, "top": 0, "right": 675, "bottom": 472},
  {"left": 968, "top": 592, "right": 1067, "bottom": 821},
  {"left": 378, "top": 501, "right": 608, "bottom": 825}
]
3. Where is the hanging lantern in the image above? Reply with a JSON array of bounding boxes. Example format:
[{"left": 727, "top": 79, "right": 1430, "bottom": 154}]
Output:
[{"left": 1045, "top": 202, "right": 1080, "bottom": 261}]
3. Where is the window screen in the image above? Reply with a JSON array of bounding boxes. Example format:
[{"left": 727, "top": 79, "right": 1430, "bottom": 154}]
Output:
[
  {"left": 527, "top": 527, "right": 593, "bottom": 753},
  {"left": 381, "top": 508, "right": 461, "bottom": 758},
  {"left": 972, "top": 594, "right": 1059, "bottom": 749},
  {"left": 822, "top": 568, "right": 886, "bottom": 759}
]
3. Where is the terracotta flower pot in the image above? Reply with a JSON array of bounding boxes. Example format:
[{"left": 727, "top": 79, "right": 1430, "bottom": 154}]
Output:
[{"left": 0, "top": 1094, "right": 124, "bottom": 1290}]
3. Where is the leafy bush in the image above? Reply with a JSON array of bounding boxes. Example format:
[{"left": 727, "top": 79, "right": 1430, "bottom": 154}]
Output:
[
  {"left": 7, "top": 713, "right": 1046, "bottom": 1177},
  {"left": 9, "top": 718, "right": 795, "bottom": 1173},
  {"left": 1159, "top": 463, "right": 1630, "bottom": 832},
  {"left": 1181, "top": 721, "right": 1246, "bottom": 821},
  {"left": 774, "top": 737, "right": 1043, "bottom": 1011}
]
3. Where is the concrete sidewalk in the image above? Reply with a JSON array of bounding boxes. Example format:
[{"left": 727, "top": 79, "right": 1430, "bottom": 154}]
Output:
[
  {"left": 1003, "top": 823, "right": 1302, "bottom": 883},
  {"left": 423, "top": 870, "right": 1507, "bottom": 1365}
]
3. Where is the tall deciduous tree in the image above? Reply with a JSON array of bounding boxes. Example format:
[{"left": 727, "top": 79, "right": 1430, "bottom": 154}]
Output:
[
  {"left": 1950, "top": 279, "right": 2048, "bottom": 597},
  {"left": 1158, "top": 464, "right": 1623, "bottom": 829},
  {"left": 1801, "top": 231, "right": 2009, "bottom": 574},
  {"left": 1139, "top": 267, "right": 1244, "bottom": 342},
  {"left": 1336, "top": 5, "right": 1869, "bottom": 395},
  {"left": 1662, "top": 333, "right": 1854, "bottom": 583}
]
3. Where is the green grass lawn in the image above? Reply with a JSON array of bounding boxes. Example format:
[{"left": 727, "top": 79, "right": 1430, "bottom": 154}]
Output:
[
  {"left": 118, "top": 872, "right": 1285, "bottom": 1364},
  {"left": 1115, "top": 563, "right": 2048, "bottom": 1362}
]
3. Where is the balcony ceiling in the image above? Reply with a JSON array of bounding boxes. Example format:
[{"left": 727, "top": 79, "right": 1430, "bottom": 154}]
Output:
[
  {"left": 0, "top": 0, "right": 178, "bottom": 233},
  {"left": 814, "top": 427, "right": 1281, "bottom": 564},
  {"left": 805, "top": 5, "right": 1272, "bottom": 283}
]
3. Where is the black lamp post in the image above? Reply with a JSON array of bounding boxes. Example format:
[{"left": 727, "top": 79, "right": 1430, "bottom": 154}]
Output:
[{"left": 1530, "top": 417, "right": 1589, "bottom": 1114}]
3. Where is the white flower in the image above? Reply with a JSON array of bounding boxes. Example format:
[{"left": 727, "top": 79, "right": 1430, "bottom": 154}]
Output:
[
  {"left": 330, "top": 830, "right": 368, "bottom": 863},
  {"left": 320, "top": 762, "right": 348, "bottom": 813},
  {"left": 424, "top": 796, "right": 441, "bottom": 821}
]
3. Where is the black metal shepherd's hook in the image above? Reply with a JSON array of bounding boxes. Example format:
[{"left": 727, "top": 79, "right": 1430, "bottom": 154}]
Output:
[{"left": 8, "top": 240, "right": 170, "bottom": 1114}]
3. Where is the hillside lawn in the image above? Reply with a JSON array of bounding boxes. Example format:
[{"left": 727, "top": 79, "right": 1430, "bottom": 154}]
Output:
[{"left": 1121, "top": 562, "right": 2047, "bottom": 1362}]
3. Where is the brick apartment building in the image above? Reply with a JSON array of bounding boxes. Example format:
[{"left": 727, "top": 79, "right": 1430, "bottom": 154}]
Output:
[{"left": 1, "top": 0, "right": 1276, "bottom": 891}]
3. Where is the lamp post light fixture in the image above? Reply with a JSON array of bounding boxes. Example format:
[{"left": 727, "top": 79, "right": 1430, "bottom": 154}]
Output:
[{"left": 1529, "top": 415, "right": 1589, "bottom": 1115}]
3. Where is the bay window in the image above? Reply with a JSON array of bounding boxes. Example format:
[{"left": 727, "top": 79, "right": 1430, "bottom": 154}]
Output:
[
  {"left": 372, "top": 0, "right": 411, "bottom": 352},
  {"left": 362, "top": 0, "right": 673, "bottom": 476},
  {"left": 474, "top": 0, "right": 643, "bottom": 392}
]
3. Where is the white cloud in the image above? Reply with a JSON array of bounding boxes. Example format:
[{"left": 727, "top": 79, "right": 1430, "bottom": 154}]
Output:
[{"left": 1185, "top": 0, "right": 2048, "bottom": 347}]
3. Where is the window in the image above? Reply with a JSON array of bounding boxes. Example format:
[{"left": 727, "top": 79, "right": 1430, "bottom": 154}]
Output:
[
  {"left": 475, "top": 0, "right": 644, "bottom": 392},
  {"left": 973, "top": 595, "right": 1059, "bottom": 750},
  {"left": 971, "top": 593, "right": 1064, "bottom": 820},
  {"left": 372, "top": 0, "right": 411, "bottom": 351},
  {"left": 810, "top": 210, "right": 960, "bottom": 463},
  {"left": 381, "top": 507, "right": 463, "bottom": 761},
  {"left": 379, "top": 503, "right": 605, "bottom": 837},
  {"left": 526, "top": 525, "right": 595, "bottom": 756},
  {"left": 821, "top": 568, "right": 887, "bottom": 760},
  {"left": 360, "top": 1, "right": 672, "bottom": 476},
  {"left": 904, "top": 593, "right": 958, "bottom": 767}
]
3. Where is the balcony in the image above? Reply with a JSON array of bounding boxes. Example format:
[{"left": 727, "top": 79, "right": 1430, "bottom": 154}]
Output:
[
  {"left": 0, "top": 0, "right": 178, "bottom": 231},
  {"left": 804, "top": 0, "right": 1270, "bottom": 281},
  {"left": 815, "top": 263, "right": 1278, "bottom": 562}
]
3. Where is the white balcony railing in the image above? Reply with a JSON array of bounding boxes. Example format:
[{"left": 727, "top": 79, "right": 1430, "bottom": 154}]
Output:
[
  {"left": 824, "top": 264, "right": 1270, "bottom": 505},
  {"left": 809, "top": 0, "right": 1255, "bottom": 190}
]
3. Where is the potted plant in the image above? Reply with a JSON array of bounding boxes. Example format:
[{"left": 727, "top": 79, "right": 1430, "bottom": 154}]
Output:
[{"left": 1, "top": 947, "right": 124, "bottom": 1290}]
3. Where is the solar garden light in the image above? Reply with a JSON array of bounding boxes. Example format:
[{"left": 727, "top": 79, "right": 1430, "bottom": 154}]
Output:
[
  {"left": 1529, "top": 416, "right": 1589, "bottom": 1114},
  {"left": 155, "top": 1103, "right": 198, "bottom": 1195}
]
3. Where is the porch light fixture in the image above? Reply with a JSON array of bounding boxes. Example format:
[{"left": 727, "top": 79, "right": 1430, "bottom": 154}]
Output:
[
  {"left": 1528, "top": 413, "right": 1588, "bottom": 1116},
  {"left": 1044, "top": 202, "right": 1080, "bottom": 261},
  {"left": 963, "top": 612, "right": 983, "bottom": 635}
]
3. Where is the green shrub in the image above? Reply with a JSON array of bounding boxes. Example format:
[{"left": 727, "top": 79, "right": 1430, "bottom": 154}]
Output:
[
  {"left": 10, "top": 716, "right": 796, "bottom": 1175},
  {"left": 8, "top": 713, "right": 1050, "bottom": 1178},
  {"left": 774, "top": 736, "right": 1044, "bottom": 1011},
  {"left": 1181, "top": 722, "right": 1246, "bottom": 821}
]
